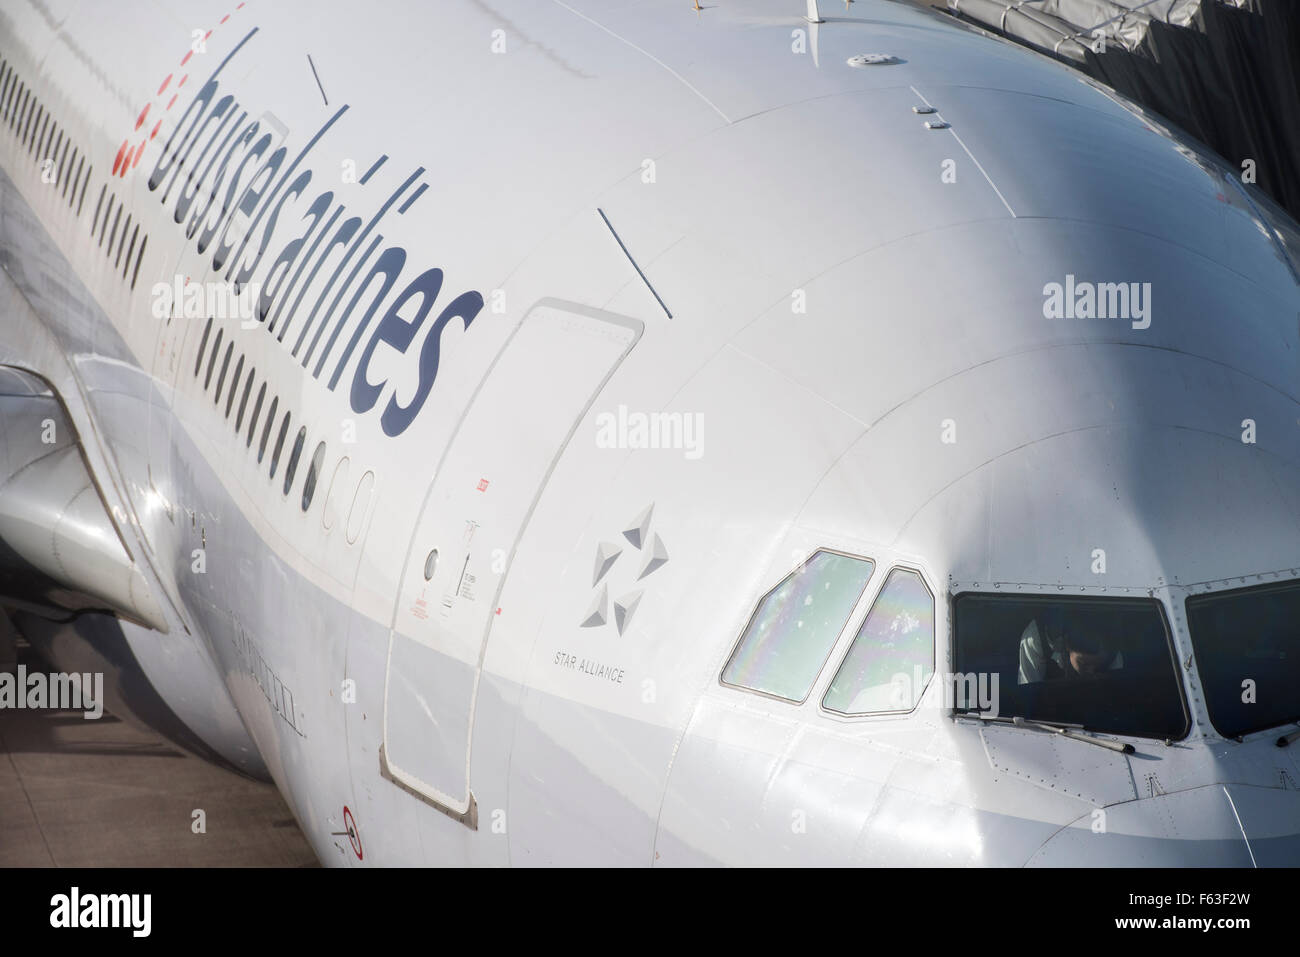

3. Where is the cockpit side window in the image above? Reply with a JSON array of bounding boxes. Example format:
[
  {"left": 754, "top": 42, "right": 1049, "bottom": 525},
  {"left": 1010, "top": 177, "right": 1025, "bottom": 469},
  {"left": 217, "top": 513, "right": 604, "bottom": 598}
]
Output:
[
  {"left": 823, "top": 567, "right": 934, "bottom": 715},
  {"left": 721, "top": 550, "right": 874, "bottom": 703},
  {"left": 1186, "top": 580, "right": 1300, "bottom": 738},
  {"left": 953, "top": 593, "right": 1187, "bottom": 739}
]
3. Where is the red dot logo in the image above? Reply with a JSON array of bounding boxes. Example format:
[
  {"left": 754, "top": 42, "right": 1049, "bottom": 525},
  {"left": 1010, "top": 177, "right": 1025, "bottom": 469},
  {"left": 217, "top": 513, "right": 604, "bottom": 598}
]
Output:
[{"left": 116, "top": 4, "right": 250, "bottom": 179}]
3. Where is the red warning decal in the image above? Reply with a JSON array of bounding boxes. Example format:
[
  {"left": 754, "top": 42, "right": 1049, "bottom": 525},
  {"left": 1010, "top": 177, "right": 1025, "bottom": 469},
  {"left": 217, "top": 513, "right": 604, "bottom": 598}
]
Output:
[{"left": 342, "top": 805, "right": 362, "bottom": 861}]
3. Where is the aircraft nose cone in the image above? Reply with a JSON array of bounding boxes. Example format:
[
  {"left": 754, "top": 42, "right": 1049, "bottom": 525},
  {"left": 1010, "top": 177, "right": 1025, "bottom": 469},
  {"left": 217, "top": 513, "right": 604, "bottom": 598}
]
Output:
[{"left": 1027, "top": 784, "right": 1300, "bottom": 867}]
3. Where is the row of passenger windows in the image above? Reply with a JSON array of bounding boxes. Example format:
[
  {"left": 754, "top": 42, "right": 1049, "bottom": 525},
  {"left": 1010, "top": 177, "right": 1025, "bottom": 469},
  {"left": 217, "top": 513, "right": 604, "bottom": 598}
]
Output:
[
  {"left": 90, "top": 185, "right": 149, "bottom": 290},
  {"left": 193, "top": 316, "right": 327, "bottom": 512},
  {"left": 0, "top": 55, "right": 149, "bottom": 289},
  {"left": 721, "top": 550, "right": 935, "bottom": 715},
  {"left": 0, "top": 55, "right": 93, "bottom": 216}
]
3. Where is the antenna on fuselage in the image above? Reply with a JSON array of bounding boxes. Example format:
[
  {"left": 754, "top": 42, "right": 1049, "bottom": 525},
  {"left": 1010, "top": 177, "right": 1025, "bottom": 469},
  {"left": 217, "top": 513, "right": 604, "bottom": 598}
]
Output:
[{"left": 805, "top": 0, "right": 825, "bottom": 23}]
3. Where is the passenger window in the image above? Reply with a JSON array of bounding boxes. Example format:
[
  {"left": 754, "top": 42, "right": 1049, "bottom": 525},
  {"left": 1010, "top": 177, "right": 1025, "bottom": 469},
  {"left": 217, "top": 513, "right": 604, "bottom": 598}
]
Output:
[
  {"left": 823, "top": 567, "right": 934, "bottom": 715},
  {"left": 225, "top": 355, "right": 244, "bottom": 418},
  {"left": 247, "top": 383, "right": 266, "bottom": 448},
  {"left": 204, "top": 327, "right": 223, "bottom": 389},
  {"left": 214, "top": 342, "right": 233, "bottom": 404},
  {"left": 301, "top": 441, "right": 326, "bottom": 512},
  {"left": 194, "top": 317, "right": 213, "bottom": 376},
  {"left": 257, "top": 396, "right": 278, "bottom": 463},
  {"left": 269, "top": 410, "right": 291, "bottom": 479},
  {"left": 721, "top": 550, "right": 874, "bottom": 703},
  {"left": 283, "top": 427, "right": 306, "bottom": 495},
  {"left": 236, "top": 367, "right": 255, "bottom": 430}
]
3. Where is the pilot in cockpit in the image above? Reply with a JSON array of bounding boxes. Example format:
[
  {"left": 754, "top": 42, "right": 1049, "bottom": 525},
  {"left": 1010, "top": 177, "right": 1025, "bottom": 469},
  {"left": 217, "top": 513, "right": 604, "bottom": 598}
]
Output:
[{"left": 1017, "top": 606, "right": 1124, "bottom": 684}]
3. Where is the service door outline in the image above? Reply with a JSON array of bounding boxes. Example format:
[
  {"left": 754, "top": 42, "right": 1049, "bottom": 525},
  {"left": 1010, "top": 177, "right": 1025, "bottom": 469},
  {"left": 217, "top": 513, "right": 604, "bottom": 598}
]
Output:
[{"left": 382, "top": 299, "right": 644, "bottom": 816}]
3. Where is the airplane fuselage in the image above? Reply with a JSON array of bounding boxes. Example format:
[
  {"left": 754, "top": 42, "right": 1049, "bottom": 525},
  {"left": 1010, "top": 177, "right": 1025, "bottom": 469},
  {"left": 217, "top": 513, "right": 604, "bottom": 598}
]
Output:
[{"left": 2, "top": 0, "right": 1299, "bottom": 866}]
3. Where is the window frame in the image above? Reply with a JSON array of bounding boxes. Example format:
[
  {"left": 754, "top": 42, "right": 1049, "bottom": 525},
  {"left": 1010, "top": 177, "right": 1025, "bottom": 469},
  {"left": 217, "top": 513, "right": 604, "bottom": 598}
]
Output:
[
  {"left": 819, "top": 563, "right": 937, "bottom": 718},
  {"left": 718, "top": 548, "right": 876, "bottom": 706}
]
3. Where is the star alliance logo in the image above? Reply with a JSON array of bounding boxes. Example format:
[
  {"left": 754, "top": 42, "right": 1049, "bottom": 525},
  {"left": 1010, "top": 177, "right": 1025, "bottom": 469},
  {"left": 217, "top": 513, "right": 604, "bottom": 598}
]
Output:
[{"left": 581, "top": 503, "right": 669, "bottom": 635}]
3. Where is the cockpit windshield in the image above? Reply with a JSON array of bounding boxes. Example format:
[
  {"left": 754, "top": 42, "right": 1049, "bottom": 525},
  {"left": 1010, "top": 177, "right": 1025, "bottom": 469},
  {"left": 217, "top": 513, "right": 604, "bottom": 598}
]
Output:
[
  {"left": 953, "top": 593, "right": 1188, "bottom": 739},
  {"left": 1186, "top": 580, "right": 1300, "bottom": 739}
]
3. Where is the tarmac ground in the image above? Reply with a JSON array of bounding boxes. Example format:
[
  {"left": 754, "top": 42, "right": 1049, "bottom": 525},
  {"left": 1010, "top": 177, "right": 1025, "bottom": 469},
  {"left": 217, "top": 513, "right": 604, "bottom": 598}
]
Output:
[{"left": 0, "top": 640, "right": 318, "bottom": 868}]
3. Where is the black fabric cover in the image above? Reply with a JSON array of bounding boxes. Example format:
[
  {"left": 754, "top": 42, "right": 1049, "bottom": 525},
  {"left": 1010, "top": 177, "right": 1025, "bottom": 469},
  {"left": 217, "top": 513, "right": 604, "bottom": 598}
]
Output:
[
  {"left": 1081, "top": 1, "right": 1300, "bottom": 220},
  {"left": 949, "top": 1, "right": 1300, "bottom": 220}
]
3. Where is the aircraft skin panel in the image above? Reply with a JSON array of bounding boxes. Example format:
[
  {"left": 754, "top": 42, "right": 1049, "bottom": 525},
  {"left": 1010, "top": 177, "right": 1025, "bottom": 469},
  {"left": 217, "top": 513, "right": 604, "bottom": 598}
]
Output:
[{"left": 0, "top": 0, "right": 1297, "bottom": 866}]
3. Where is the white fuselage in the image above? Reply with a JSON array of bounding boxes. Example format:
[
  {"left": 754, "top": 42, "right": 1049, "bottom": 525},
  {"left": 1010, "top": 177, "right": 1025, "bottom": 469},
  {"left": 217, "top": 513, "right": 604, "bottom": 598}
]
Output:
[{"left": 1, "top": 0, "right": 1299, "bottom": 866}]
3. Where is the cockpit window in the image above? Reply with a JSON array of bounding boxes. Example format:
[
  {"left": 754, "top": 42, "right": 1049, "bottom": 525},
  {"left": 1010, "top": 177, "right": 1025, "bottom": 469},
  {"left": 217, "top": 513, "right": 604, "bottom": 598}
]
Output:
[
  {"left": 823, "top": 567, "right": 934, "bottom": 714},
  {"left": 953, "top": 593, "right": 1187, "bottom": 739},
  {"left": 722, "top": 550, "right": 874, "bottom": 703},
  {"left": 1186, "top": 580, "right": 1300, "bottom": 739}
]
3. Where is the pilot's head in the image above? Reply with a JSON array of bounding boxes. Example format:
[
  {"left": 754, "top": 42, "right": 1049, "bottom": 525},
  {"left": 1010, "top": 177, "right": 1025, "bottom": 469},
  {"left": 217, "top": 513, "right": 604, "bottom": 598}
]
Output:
[{"left": 1064, "top": 629, "right": 1113, "bottom": 675}]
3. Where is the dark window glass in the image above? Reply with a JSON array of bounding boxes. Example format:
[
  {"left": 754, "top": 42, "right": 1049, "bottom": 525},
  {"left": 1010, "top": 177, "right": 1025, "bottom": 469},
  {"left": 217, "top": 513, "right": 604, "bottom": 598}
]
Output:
[
  {"left": 236, "top": 367, "right": 255, "bottom": 430},
  {"left": 98, "top": 195, "right": 113, "bottom": 246},
  {"left": 226, "top": 355, "right": 244, "bottom": 418},
  {"left": 301, "top": 441, "right": 326, "bottom": 512},
  {"left": 115, "top": 217, "right": 133, "bottom": 269},
  {"left": 283, "top": 427, "right": 306, "bottom": 495},
  {"left": 129, "top": 234, "right": 146, "bottom": 289},
  {"left": 204, "top": 327, "right": 223, "bottom": 389},
  {"left": 63, "top": 147, "right": 78, "bottom": 202},
  {"left": 214, "top": 341, "right": 233, "bottom": 403},
  {"left": 269, "top": 409, "right": 291, "bottom": 478},
  {"left": 257, "top": 396, "right": 278, "bottom": 463},
  {"left": 106, "top": 204, "right": 121, "bottom": 255},
  {"left": 235, "top": 366, "right": 254, "bottom": 429},
  {"left": 247, "top": 383, "right": 266, "bottom": 448},
  {"left": 953, "top": 593, "right": 1187, "bottom": 739},
  {"left": 194, "top": 317, "right": 213, "bottom": 376},
  {"left": 91, "top": 182, "right": 104, "bottom": 233},
  {"left": 1186, "top": 581, "right": 1300, "bottom": 738}
]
